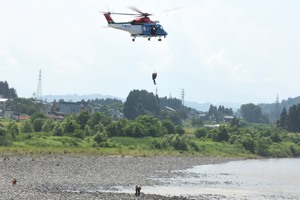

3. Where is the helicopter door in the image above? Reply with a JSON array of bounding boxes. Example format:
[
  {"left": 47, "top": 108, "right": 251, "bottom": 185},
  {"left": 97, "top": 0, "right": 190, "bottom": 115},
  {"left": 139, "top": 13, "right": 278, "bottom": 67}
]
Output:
[{"left": 142, "top": 25, "right": 149, "bottom": 35}]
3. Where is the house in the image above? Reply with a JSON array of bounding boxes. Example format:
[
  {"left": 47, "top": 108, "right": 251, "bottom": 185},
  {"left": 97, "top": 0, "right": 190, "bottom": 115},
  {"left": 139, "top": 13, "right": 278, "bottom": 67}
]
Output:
[
  {"left": 108, "top": 108, "right": 124, "bottom": 119},
  {"left": 48, "top": 113, "right": 64, "bottom": 121},
  {"left": 0, "top": 98, "right": 8, "bottom": 111},
  {"left": 224, "top": 115, "right": 234, "bottom": 123},
  {"left": 17, "top": 115, "right": 30, "bottom": 121},
  {"left": 4, "top": 110, "right": 14, "bottom": 118},
  {"left": 59, "top": 102, "right": 81, "bottom": 114},
  {"left": 204, "top": 124, "right": 220, "bottom": 128}
]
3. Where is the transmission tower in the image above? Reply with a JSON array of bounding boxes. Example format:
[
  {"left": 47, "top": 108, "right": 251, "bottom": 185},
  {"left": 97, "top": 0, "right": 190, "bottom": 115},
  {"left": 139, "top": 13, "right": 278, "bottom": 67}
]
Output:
[
  {"left": 181, "top": 89, "right": 185, "bottom": 106},
  {"left": 36, "top": 69, "right": 42, "bottom": 101},
  {"left": 274, "top": 93, "right": 280, "bottom": 123}
]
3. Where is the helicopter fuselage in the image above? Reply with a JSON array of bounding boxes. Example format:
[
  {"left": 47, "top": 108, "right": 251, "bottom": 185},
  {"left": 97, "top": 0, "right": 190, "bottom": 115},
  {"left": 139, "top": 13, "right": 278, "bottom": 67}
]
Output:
[
  {"left": 103, "top": 13, "right": 167, "bottom": 41},
  {"left": 109, "top": 23, "right": 167, "bottom": 40}
]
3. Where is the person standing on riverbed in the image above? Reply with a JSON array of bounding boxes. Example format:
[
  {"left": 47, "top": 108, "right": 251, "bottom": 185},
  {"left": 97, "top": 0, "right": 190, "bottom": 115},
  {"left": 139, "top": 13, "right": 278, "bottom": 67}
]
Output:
[
  {"left": 135, "top": 184, "right": 142, "bottom": 196},
  {"left": 11, "top": 177, "right": 17, "bottom": 185}
]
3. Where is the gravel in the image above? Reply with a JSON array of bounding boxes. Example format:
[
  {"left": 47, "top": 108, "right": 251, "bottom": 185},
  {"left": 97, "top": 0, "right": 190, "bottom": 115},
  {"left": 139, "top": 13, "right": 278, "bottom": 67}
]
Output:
[{"left": 0, "top": 155, "right": 237, "bottom": 200}]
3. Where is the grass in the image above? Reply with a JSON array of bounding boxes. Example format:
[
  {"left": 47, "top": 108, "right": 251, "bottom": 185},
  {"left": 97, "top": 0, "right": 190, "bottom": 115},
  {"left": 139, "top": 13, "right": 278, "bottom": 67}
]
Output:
[{"left": 0, "top": 132, "right": 257, "bottom": 158}]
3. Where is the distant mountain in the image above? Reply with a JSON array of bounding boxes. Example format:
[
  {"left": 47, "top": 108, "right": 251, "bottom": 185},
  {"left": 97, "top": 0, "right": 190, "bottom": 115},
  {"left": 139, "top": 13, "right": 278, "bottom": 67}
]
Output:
[
  {"left": 184, "top": 101, "right": 211, "bottom": 112},
  {"left": 259, "top": 95, "right": 300, "bottom": 122},
  {"left": 43, "top": 94, "right": 123, "bottom": 102},
  {"left": 185, "top": 101, "right": 241, "bottom": 112}
]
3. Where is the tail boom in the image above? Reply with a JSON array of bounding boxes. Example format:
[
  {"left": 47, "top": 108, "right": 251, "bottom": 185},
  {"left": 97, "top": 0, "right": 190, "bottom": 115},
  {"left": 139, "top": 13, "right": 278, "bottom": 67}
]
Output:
[{"left": 103, "top": 12, "right": 114, "bottom": 24}]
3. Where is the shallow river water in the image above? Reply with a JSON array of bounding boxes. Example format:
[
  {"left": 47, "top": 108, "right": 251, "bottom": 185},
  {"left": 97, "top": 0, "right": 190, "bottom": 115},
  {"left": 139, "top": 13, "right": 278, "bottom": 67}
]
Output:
[{"left": 142, "top": 158, "right": 300, "bottom": 199}]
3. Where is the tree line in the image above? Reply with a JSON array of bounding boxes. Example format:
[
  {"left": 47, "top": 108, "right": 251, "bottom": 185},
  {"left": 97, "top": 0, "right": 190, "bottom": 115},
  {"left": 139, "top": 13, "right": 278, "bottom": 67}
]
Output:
[
  {"left": 0, "top": 111, "right": 184, "bottom": 146},
  {"left": 0, "top": 81, "right": 17, "bottom": 98},
  {"left": 277, "top": 104, "right": 300, "bottom": 132}
]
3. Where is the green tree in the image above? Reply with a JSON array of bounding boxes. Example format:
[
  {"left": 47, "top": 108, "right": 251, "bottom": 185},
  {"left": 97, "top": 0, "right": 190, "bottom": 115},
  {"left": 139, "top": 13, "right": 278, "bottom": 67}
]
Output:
[
  {"left": 175, "top": 125, "right": 185, "bottom": 136},
  {"left": 124, "top": 121, "right": 145, "bottom": 138},
  {"left": 88, "top": 112, "right": 106, "bottom": 129},
  {"left": 32, "top": 118, "right": 45, "bottom": 132},
  {"left": 0, "top": 81, "right": 17, "bottom": 98},
  {"left": 256, "top": 137, "right": 271, "bottom": 156},
  {"left": 76, "top": 111, "right": 90, "bottom": 129},
  {"left": 195, "top": 128, "right": 208, "bottom": 138},
  {"left": 136, "top": 115, "right": 162, "bottom": 137},
  {"left": 21, "top": 120, "right": 34, "bottom": 133},
  {"left": 42, "top": 119, "right": 55, "bottom": 133},
  {"left": 62, "top": 116, "right": 79, "bottom": 135},
  {"left": 7, "top": 122, "right": 20, "bottom": 141},
  {"left": 287, "top": 104, "right": 300, "bottom": 132},
  {"left": 162, "top": 119, "right": 175, "bottom": 134},
  {"left": 230, "top": 117, "right": 240, "bottom": 127},
  {"left": 84, "top": 124, "right": 93, "bottom": 136},
  {"left": 31, "top": 112, "right": 47, "bottom": 132},
  {"left": 106, "top": 119, "right": 128, "bottom": 137},
  {"left": 173, "top": 134, "right": 188, "bottom": 151},
  {"left": 93, "top": 123, "right": 105, "bottom": 135},
  {"left": 12, "top": 98, "right": 44, "bottom": 115},
  {"left": 52, "top": 122, "right": 63, "bottom": 136},
  {"left": 0, "top": 127, "right": 12, "bottom": 146},
  {"left": 212, "top": 125, "right": 229, "bottom": 142},
  {"left": 123, "top": 90, "right": 160, "bottom": 120},
  {"left": 277, "top": 107, "right": 287, "bottom": 128},
  {"left": 241, "top": 134, "right": 255, "bottom": 153},
  {"left": 93, "top": 131, "right": 108, "bottom": 144},
  {"left": 240, "top": 103, "right": 269, "bottom": 123}
]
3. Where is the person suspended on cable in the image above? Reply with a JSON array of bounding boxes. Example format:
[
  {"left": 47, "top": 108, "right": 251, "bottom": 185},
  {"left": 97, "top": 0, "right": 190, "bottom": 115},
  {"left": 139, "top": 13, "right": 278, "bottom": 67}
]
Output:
[{"left": 152, "top": 72, "right": 157, "bottom": 85}]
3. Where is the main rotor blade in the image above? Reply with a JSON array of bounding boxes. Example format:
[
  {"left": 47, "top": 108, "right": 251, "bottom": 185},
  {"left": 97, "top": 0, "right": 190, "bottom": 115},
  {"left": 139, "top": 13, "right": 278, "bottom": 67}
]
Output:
[
  {"left": 128, "top": 6, "right": 152, "bottom": 17},
  {"left": 128, "top": 6, "right": 143, "bottom": 14},
  {"left": 109, "top": 12, "right": 138, "bottom": 16}
]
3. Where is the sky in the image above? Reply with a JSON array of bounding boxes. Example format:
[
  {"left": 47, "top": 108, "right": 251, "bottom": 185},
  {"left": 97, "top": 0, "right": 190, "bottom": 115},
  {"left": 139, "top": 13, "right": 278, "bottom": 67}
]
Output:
[{"left": 1, "top": 0, "right": 300, "bottom": 104}]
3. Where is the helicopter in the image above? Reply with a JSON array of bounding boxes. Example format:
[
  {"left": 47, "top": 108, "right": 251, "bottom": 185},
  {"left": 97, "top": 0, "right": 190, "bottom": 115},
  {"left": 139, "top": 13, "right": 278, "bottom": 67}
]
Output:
[{"left": 103, "top": 7, "right": 168, "bottom": 42}]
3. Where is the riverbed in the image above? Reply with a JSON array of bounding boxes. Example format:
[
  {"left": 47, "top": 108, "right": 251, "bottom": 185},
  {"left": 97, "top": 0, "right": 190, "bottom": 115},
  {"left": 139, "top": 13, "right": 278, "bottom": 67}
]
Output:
[{"left": 0, "top": 156, "right": 299, "bottom": 199}]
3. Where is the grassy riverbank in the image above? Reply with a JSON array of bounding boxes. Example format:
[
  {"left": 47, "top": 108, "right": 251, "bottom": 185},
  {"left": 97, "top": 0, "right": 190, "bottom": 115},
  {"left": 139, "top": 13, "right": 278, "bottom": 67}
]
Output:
[{"left": 1, "top": 133, "right": 256, "bottom": 158}]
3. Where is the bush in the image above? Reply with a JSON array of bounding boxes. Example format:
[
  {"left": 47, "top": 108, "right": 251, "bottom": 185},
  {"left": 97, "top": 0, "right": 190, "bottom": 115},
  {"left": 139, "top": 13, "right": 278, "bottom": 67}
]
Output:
[
  {"left": 0, "top": 127, "right": 12, "bottom": 146},
  {"left": 256, "top": 137, "right": 271, "bottom": 156},
  {"left": 173, "top": 134, "right": 188, "bottom": 151},
  {"left": 72, "top": 129, "right": 85, "bottom": 139},
  {"left": 22, "top": 120, "right": 34, "bottom": 133},
  {"left": 152, "top": 134, "right": 192, "bottom": 151},
  {"left": 289, "top": 145, "right": 300, "bottom": 157},
  {"left": 7, "top": 122, "right": 20, "bottom": 141},
  {"left": 52, "top": 123, "right": 63, "bottom": 136},
  {"left": 32, "top": 118, "right": 45, "bottom": 132},
  {"left": 42, "top": 119, "right": 55, "bottom": 133},
  {"left": 241, "top": 134, "right": 255, "bottom": 153},
  {"left": 195, "top": 128, "right": 208, "bottom": 138},
  {"left": 175, "top": 125, "right": 185, "bottom": 136},
  {"left": 94, "top": 131, "right": 108, "bottom": 144},
  {"left": 212, "top": 125, "right": 229, "bottom": 142}
]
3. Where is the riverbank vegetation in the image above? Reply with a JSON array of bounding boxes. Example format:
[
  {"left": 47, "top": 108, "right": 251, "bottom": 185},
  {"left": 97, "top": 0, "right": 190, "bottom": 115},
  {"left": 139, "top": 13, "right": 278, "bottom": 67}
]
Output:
[
  {"left": 1, "top": 113, "right": 299, "bottom": 158},
  {"left": 1, "top": 86, "right": 300, "bottom": 158}
]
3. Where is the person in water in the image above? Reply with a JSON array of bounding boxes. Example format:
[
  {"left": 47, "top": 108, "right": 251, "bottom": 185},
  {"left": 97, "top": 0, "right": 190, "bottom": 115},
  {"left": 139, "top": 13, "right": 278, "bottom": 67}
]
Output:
[{"left": 135, "top": 184, "right": 142, "bottom": 196}]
